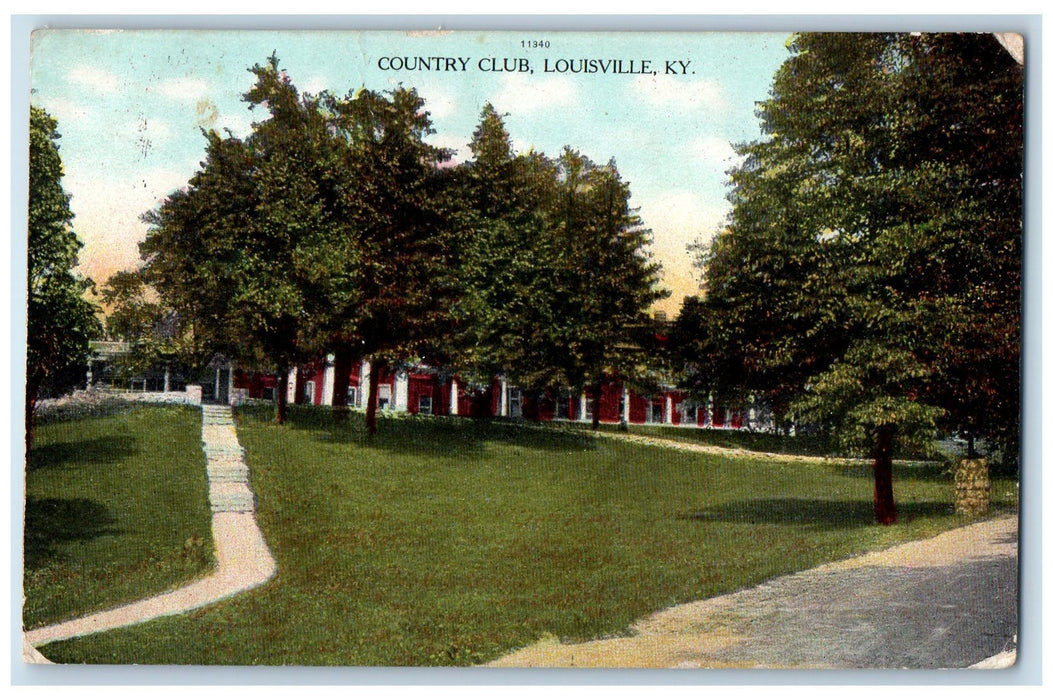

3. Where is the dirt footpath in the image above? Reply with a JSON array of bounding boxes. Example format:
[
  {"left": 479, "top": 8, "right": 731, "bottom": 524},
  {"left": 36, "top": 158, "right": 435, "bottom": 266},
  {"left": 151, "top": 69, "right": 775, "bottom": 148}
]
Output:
[{"left": 487, "top": 514, "right": 1018, "bottom": 669}]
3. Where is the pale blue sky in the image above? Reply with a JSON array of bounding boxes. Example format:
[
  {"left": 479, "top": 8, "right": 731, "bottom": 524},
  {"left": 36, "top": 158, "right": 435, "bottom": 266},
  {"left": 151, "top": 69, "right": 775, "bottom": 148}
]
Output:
[{"left": 29, "top": 29, "right": 791, "bottom": 313}]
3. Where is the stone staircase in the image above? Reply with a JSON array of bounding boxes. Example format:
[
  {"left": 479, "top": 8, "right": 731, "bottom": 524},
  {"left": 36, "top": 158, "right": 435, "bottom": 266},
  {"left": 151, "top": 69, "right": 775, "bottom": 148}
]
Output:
[{"left": 201, "top": 405, "right": 255, "bottom": 513}]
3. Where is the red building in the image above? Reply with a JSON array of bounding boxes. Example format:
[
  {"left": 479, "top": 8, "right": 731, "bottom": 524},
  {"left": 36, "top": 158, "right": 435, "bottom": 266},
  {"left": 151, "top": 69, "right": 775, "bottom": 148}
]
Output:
[{"left": 232, "top": 356, "right": 758, "bottom": 430}]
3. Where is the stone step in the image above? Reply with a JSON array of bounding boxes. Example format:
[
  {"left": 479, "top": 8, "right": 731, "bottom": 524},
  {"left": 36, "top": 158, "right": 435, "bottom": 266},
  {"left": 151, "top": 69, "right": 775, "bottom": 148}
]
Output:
[
  {"left": 208, "top": 481, "right": 255, "bottom": 513},
  {"left": 207, "top": 465, "right": 250, "bottom": 482}
]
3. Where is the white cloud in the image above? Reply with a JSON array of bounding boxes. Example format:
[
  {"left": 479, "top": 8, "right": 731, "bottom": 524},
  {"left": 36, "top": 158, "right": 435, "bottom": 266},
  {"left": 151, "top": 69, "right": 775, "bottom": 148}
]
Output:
[
  {"left": 490, "top": 74, "right": 579, "bottom": 115},
  {"left": 155, "top": 77, "right": 210, "bottom": 101},
  {"left": 303, "top": 76, "right": 328, "bottom": 96},
  {"left": 211, "top": 111, "right": 252, "bottom": 138},
  {"left": 424, "top": 132, "right": 471, "bottom": 163},
  {"left": 689, "top": 136, "right": 745, "bottom": 182},
  {"left": 66, "top": 65, "right": 119, "bottom": 93},
  {"left": 417, "top": 86, "right": 457, "bottom": 120},
  {"left": 631, "top": 74, "right": 726, "bottom": 112},
  {"left": 35, "top": 97, "right": 93, "bottom": 125}
]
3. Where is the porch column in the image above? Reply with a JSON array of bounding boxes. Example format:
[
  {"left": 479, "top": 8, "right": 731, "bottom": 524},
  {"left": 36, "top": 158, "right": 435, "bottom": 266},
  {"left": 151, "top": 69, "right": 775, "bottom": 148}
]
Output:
[
  {"left": 450, "top": 377, "right": 459, "bottom": 415},
  {"left": 286, "top": 367, "right": 298, "bottom": 404},
  {"left": 499, "top": 376, "right": 509, "bottom": 417},
  {"left": 359, "top": 360, "right": 371, "bottom": 408},
  {"left": 579, "top": 393, "right": 589, "bottom": 422},
  {"left": 622, "top": 387, "right": 630, "bottom": 424},
  {"left": 705, "top": 394, "right": 713, "bottom": 428},
  {"left": 321, "top": 353, "right": 336, "bottom": 406},
  {"left": 664, "top": 395, "right": 673, "bottom": 424},
  {"left": 227, "top": 361, "right": 235, "bottom": 405},
  {"left": 394, "top": 370, "right": 409, "bottom": 412},
  {"left": 163, "top": 363, "right": 171, "bottom": 393}
]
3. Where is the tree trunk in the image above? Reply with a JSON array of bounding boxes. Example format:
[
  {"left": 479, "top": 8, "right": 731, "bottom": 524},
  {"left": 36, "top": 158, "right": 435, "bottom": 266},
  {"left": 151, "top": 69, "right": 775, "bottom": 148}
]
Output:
[
  {"left": 25, "top": 377, "right": 40, "bottom": 453},
  {"left": 365, "top": 359, "right": 386, "bottom": 436},
  {"left": 590, "top": 379, "right": 603, "bottom": 431},
  {"left": 872, "top": 424, "right": 897, "bottom": 525},
  {"left": 275, "top": 368, "right": 289, "bottom": 425}
]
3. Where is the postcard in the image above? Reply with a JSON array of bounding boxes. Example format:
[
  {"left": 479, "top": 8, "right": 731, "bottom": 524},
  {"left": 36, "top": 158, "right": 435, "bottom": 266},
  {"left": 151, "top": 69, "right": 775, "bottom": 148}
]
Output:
[{"left": 22, "top": 26, "right": 1023, "bottom": 671}]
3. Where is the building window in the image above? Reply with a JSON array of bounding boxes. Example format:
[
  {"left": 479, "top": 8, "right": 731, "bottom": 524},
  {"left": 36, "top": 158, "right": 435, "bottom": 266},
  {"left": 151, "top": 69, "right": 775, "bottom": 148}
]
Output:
[
  {"left": 682, "top": 402, "right": 698, "bottom": 425},
  {"left": 508, "top": 387, "right": 523, "bottom": 418},
  {"left": 304, "top": 380, "right": 316, "bottom": 405},
  {"left": 419, "top": 395, "right": 433, "bottom": 415},
  {"left": 378, "top": 385, "right": 391, "bottom": 410},
  {"left": 585, "top": 398, "right": 594, "bottom": 421},
  {"left": 263, "top": 386, "right": 276, "bottom": 402},
  {"left": 649, "top": 400, "right": 664, "bottom": 424},
  {"left": 347, "top": 386, "right": 358, "bottom": 407},
  {"left": 556, "top": 395, "right": 571, "bottom": 420}
]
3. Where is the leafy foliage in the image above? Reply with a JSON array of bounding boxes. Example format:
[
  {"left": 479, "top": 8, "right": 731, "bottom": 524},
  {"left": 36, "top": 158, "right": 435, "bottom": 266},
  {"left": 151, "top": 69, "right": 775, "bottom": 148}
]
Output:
[
  {"left": 687, "top": 33, "right": 1022, "bottom": 521},
  {"left": 27, "top": 106, "right": 102, "bottom": 448},
  {"left": 453, "top": 106, "right": 667, "bottom": 416}
]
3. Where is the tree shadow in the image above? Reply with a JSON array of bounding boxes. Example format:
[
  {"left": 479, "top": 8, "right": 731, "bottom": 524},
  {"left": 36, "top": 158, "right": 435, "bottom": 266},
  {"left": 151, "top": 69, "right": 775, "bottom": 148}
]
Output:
[
  {"left": 681, "top": 497, "right": 955, "bottom": 529},
  {"left": 24, "top": 497, "right": 119, "bottom": 568},
  {"left": 27, "top": 435, "right": 138, "bottom": 472},
  {"left": 239, "top": 405, "right": 598, "bottom": 458},
  {"left": 833, "top": 461, "right": 953, "bottom": 483}
]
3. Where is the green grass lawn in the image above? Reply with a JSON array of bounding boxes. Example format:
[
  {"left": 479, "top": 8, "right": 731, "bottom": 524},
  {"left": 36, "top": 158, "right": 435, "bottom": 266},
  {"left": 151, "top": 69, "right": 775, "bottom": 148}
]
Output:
[
  {"left": 23, "top": 401, "right": 214, "bottom": 629},
  {"left": 587, "top": 421, "right": 840, "bottom": 456},
  {"left": 38, "top": 406, "right": 1017, "bottom": 665}
]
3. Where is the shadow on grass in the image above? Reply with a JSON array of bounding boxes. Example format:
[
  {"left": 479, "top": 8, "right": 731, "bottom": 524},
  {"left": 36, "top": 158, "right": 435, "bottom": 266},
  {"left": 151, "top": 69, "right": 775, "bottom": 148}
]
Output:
[
  {"left": 833, "top": 461, "right": 953, "bottom": 483},
  {"left": 682, "top": 497, "right": 955, "bottom": 529},
  {"left": 236, "top": 404, "right": 599, "bottom": 457},
  {"left": 24, "top": 497, "right": 119, "bottom": 568},
  {"left": 27, "top": 435, "right": 138, "bottom": 472}
]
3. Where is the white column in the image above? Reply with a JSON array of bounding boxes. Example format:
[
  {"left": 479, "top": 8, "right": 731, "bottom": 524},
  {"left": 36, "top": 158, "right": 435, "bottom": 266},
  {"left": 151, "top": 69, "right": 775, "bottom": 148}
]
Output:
[
  {"left": 227, "top": 362, "right": 235, "bottom": 405},
  {"left": 394, "top": 370, "right": 409, "bottom": 412},
  {"left": 579, "top": 393, "right": 589, "bottom": 422},
  {"left": 359, "top": 360, "right": 371, "bottom": 407},
  {"left": 286, "top": 367, "right": 298, "bottom": 404},
  {"left": 163, "top": 364, "right": 170, "bottom": 393},
  {"left": 705, "top": 394, "right": 713, "bottom": 428},
  {"left": 450, "top": 377, "right": 459, "bottom": 415},
  {"left": 499, "top": 376, "right": 509, "bottom": 417},
  {"left": 622, "top": 387, "right": 630, "bottom": 423},
  {"left": 321, "top": 354, "right": 336, "bottom": 406},
  {"left": 664, "top": 395, "right": 673, "bottom": 424}
]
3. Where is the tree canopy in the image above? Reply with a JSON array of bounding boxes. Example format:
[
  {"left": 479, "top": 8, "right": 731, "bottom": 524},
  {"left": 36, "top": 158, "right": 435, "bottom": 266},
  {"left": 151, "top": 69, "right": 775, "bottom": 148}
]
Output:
[
  {"left": 452, "top": 106, "right": 666, "bottom": 424},
  {"left": 689, "top": 33, "right": 1022, "bottom": 523},
  {"left": 27, "top": 106, "right": 102, "bottom": 449}
]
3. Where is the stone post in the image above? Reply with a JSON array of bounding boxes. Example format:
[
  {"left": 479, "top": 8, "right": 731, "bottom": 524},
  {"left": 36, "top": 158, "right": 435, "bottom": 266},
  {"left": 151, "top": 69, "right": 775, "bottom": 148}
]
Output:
[
  {"left": 955, "top": 458, "right": 991, "bottom": 515},
  {"left": 450, "top": 377, "right": 459, "bottom": 415}
]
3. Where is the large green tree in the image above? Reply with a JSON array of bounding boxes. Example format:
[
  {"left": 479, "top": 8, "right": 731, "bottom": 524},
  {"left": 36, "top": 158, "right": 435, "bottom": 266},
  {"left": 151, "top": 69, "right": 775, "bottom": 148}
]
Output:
[
  {"left": 26, "top": 106, "right": 102, "bottom": 450},
  {"left": 453, "top": 107, "right": 666, "bottom": 425},
  {"left": 141, "top": 56, "right": 360, "bottom": 422},
  {"left": 453, "top": 105, "right": 565, "bottom": 390},
  {"left": 548, "top": 148, "right": 667, "bottom": 428},
  {"left": 328, "top": 85, "right": 454, "bottom": 434},
  {"left": 694, "top": 32, "right": 1022, "bottom": 524}
]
